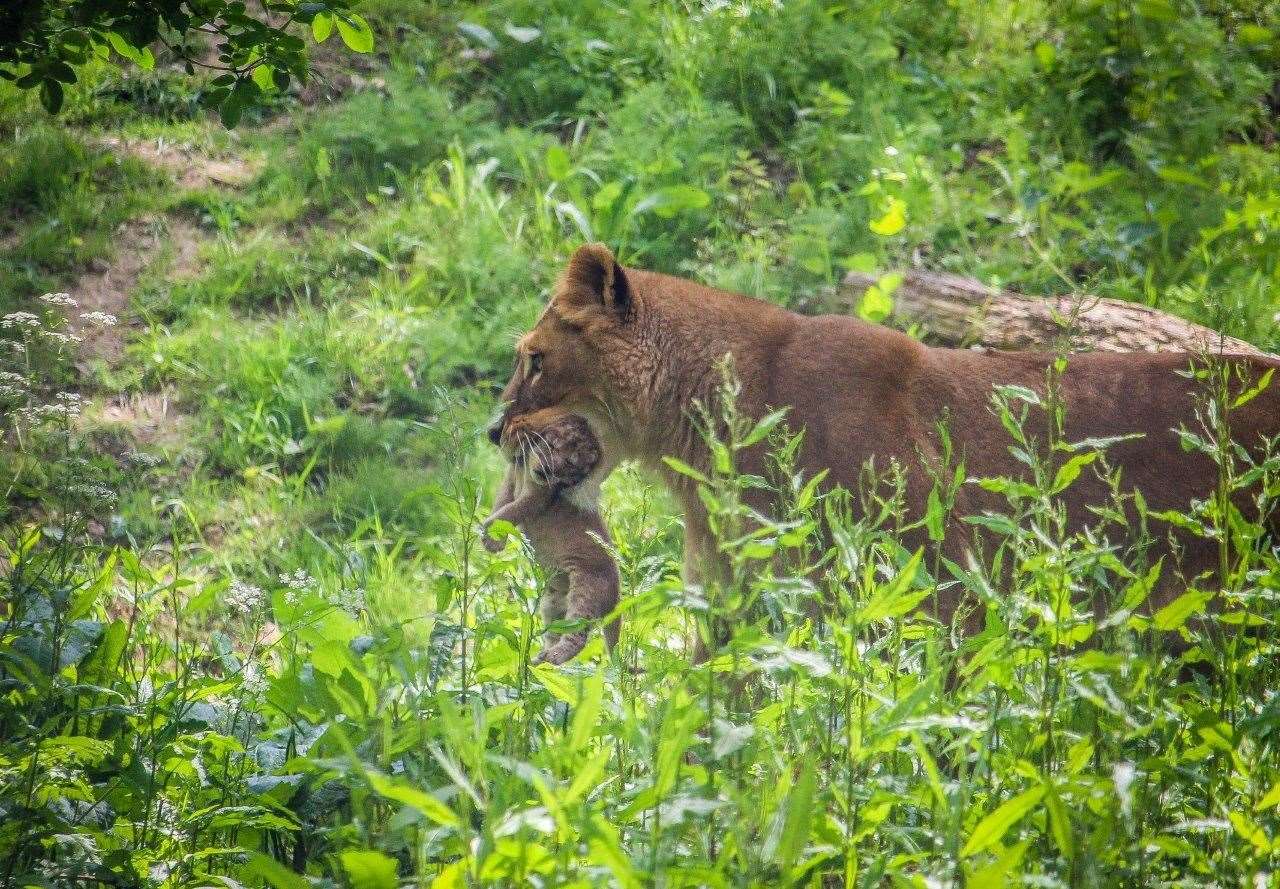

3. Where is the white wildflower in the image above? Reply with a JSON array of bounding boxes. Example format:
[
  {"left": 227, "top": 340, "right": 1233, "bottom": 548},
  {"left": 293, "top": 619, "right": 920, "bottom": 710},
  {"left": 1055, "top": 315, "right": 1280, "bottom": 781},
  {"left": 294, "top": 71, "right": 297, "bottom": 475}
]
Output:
[
  {"left": 126, "top": 450, "right": 163, "bottom": 469},
  {"left": 240, "top": 662, "right": 268, "bottom": 696},
  {"left": 334, "top": 586, "right": 366, "bottom": 615},
  {"left": 884, "top": 145, "right": 900, "bottom": 156},
  {"left": 226, "top": 579, "right": 265, "bottom": 615},
  {"left": 79, "top": 311, "right": 118, "bottom": 326},
  {"left": 279, "top": 568, "right": 317, "bottom": 605},
  {"left": 1, "top": 312, "right": 40, "bottom": 329},
  {"left": 39, "top": 293, "right": 77, "bottom": 308},
  {"left": 68, "top": 483, "right": 117, "bottom": 505},
  {"left": 38, "top": 329, "right": 82, "bottom": 345}
]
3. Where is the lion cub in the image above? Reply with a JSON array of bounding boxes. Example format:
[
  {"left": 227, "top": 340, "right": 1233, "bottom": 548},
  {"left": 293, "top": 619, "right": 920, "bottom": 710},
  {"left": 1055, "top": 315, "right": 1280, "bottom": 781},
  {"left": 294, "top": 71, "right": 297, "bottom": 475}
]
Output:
[{"left": 483, "top": 410, "right": 620, "bottom": 665}]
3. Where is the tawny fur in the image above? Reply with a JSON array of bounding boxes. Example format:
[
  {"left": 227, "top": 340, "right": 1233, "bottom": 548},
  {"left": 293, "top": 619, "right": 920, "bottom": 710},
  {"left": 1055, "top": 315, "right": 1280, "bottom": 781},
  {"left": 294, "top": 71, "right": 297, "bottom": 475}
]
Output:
[
  {"left": 492, "top": 244, "right": 1280, "bottom": 646},
  {"left": 483, "top": 409, "right": 620, "bottom": 665}
]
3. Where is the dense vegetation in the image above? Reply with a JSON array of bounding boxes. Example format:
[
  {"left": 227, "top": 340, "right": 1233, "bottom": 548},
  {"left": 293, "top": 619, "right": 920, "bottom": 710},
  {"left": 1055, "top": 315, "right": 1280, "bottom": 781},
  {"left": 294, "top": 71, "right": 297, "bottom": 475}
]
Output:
[{"left": 2, "top": 0, "right": 1280, "bottom": 885}]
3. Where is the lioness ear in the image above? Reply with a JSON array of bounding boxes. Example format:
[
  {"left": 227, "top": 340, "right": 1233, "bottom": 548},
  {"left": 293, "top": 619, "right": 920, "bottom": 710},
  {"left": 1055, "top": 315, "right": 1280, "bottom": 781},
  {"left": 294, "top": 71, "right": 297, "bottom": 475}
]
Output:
[{"left": 559, "top": 243, "right": 631, "bottom": 322}]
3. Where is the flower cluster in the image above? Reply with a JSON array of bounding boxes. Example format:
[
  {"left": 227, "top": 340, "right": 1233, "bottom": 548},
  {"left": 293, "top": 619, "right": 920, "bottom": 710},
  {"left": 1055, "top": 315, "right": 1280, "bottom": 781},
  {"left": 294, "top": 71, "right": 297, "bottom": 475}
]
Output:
[
  {"left": 280, "top": 568, "right": 317, "bottom": 605},
  {"left": 226, "top": 579, "right": 266, "bottom": 616},
  {"left": 334, "top": 586, "right": 366, "bottom": 615},
  {"left": 79, "top": 311, "right": 118, "bottom": 327},
  {"left": 126, "top": 450, "right": 164, "bottom": 469},
  {"left": 239, "top": 662, "right": 268, "bottom": 697},
  {"left": 38, "top": 292, "right": 77, "bottom": 308},
  {"left": 1, "top": 311, "right": 40, "bottom": 330}
]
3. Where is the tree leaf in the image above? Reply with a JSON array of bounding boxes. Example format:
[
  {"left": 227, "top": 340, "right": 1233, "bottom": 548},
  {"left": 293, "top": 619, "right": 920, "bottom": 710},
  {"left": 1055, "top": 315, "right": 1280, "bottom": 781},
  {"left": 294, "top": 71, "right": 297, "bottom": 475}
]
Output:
[
  {"left": 661, "top": 456, "right": 710, "bottom": 484},
  {"left": 39, "top": 78, "right": 64, "bottom": 113},
  {"left": 1255, "top": 781, "right": 1280, "bottom": 812},
  {"left": 336, "top": 14, "right": 374, "bottom": 53},
  {"left": 312, "top": 12, "right": 334, "bottom": 42}
]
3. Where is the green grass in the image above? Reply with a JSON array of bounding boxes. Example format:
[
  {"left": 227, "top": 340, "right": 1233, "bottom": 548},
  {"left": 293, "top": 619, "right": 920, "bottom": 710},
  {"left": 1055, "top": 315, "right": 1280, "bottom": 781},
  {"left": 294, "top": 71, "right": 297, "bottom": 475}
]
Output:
[{"left": 2, "top": 0, "right": 1280, "bottom": 884}]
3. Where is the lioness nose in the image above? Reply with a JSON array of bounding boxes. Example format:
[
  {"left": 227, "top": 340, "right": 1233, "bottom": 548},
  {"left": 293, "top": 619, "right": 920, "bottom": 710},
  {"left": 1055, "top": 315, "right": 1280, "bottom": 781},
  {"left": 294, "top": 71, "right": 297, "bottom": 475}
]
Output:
[{"left": 487, "top": 417, "right": 504, "bottom": 446}]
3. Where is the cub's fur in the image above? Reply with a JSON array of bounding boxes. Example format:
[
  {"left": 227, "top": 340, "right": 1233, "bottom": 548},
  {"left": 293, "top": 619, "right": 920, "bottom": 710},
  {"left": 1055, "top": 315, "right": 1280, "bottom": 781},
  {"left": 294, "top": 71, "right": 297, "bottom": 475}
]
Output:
[
  {"left": 491, "top": 243, "right": 1280, "bottom": 639},
  {"left": 484, "top": 408, "right": 620, "bottom": 665}
]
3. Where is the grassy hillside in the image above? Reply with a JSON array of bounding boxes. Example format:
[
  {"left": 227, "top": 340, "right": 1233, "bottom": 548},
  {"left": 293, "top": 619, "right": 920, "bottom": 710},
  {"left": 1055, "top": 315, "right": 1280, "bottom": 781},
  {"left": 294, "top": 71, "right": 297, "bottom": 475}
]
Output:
[{"left": 2, "top": 1, "right": 1280, "bottom": 886}]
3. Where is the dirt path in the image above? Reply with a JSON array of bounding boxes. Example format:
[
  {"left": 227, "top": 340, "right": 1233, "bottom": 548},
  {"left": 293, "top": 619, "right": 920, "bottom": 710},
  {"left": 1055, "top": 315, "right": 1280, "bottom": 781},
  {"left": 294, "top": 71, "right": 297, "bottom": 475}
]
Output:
[
  {"left": 66, "top": 136, "right": 259, "bottom": 447},
  {"left": 70, "top": 215, "right": 204, "bottom": 370}
]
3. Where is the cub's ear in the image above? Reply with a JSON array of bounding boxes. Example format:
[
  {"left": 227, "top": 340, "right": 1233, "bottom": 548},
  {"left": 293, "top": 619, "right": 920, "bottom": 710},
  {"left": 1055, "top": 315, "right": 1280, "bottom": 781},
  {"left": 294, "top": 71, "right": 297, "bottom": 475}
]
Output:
[{"left": 557, "top": 243, "right": 631, "bottom": 322}]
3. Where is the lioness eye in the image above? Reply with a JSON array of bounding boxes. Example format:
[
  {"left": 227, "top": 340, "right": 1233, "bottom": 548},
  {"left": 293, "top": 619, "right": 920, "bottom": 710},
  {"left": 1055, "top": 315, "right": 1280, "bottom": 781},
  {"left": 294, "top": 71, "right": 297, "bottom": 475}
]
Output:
[{"left": 528, "top": 352, "right": 543, "bottom": 375}]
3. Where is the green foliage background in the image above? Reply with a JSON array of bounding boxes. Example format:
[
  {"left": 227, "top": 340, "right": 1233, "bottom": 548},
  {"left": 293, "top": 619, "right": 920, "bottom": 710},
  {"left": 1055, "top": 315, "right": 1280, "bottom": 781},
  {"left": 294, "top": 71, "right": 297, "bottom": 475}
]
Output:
[{"left": 1, "top": 0, "right": 1280, "bottom": 886}]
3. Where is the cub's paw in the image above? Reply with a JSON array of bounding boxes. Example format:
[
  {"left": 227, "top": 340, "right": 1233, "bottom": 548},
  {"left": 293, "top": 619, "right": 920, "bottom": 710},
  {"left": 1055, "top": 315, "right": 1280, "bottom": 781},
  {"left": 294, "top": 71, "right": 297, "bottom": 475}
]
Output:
[
  {"left": 480, "top": 524, "right": 504, "bottom": 554},
  {"left": 533, "top": 632, "right": 587, "bottom": 666}
]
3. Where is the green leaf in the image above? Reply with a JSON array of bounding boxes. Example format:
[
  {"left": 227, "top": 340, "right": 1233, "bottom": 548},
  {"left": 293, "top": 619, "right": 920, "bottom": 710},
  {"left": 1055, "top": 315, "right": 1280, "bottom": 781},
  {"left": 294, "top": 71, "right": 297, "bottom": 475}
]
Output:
[
  {"left": 1254, "top": 781, "right": 1280, "bottom": 812},
  {"left": 366, "top": 772, "right": 461, "bottom": 827},
  {"left": 1153, "top": 588, "right": 1214, "bottom": 631},
  {"left": 741, "top": 407, "right": 789, "bottom": 447},
  {"left": 1231, "top": 368, "right": 1273, "bottom": 409},
  {"left": 569, "top": 669, "right": 605, "bottom": 750},
  {"left": 1238, "top": 24, "right": 1274, "bottom": 45},
  {"left": 924, "top": 486, "right": 945, "bottom": 542},
  {"left": 632, "top": 185, "right": 711, "bottom": 218},
  {"left": 244, "top": 853, "right": 309, "bottom": 889},
  {"left": 1044, "top": 782, "right": 1074, "bottom": 860},
  {"left": 778, "top": 757, "right": 818, "bottom": 873},
  {"left": 869, "top": 197, "right": 906, "bottom": 236},
  {"left": 968, "top": 841, "right": 1030, "bottom": 889},
  {"left": 962, "top": 786, "right": 1045, "bottom": 858},
  {"left": 251, "top": 64, "right": 276, "bottom": 92},
  {"left": 858, "top": 283, "right": 893, "bottom": 322},
  {"left": 336, "top": 14, "right": 375, "bottom": 53},
  {"left": 1033, "top": 40, "right": 1055, "bottom": 70},
  {"left": 858, "top": 549, "right": 927, "bottom": 622},
  {"left": 662, "top": 456, "right": 710, "bottom": 485},
  {"left": 340, "top": 850, "right": 398, "bottom": 889},
  {"left": 593, "top": 181, "right": 624, "bottom": 211},
  {"left": 545, "top": 144, "right": 571, "bottom": 180},
  {"left": 1051, "top": 451, "right": 1098, "bottom": 494},
  {"left": 312, "top": 12, "right": 334, "bottom": 42},
  {"left": 841, "top": 252, "right": 878, "bottom": 273},
  {"left": 1136, "top": 0, "right": 1176, "bottom": 21},
  {"left": 39, "top": 78, "right": 64, "bottom": 113}
]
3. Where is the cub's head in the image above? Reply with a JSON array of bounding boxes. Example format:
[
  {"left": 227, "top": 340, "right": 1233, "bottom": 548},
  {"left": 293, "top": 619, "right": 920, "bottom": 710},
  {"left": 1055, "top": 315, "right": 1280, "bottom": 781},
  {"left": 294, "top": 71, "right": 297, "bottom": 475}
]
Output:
[
  {"left": 503, "top": 408, "right": 601, "bottom": 488},
  {"left": 489, "top": 243, "right": 644, "bottom": 448}
]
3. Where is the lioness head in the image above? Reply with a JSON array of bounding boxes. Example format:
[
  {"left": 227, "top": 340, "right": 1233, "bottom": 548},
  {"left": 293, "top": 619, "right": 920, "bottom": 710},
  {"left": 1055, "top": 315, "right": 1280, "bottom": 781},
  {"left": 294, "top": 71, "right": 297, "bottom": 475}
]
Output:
[{"left": 489, "top": 244, "right": 655, "bottom": 455}]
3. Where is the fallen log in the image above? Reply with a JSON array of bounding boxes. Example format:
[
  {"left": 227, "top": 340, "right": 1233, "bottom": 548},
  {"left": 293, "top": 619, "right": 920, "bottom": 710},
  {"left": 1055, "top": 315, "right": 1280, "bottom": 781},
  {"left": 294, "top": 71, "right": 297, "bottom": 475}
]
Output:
[{"left": 835, "top": 269, "right": 1270, "bottom": 357}]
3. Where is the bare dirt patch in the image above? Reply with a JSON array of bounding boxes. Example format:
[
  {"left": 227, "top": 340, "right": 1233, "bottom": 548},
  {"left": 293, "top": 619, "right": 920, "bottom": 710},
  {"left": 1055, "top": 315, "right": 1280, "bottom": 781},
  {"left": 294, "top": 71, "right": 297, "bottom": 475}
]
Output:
[
  {"left": 90, "top": 388, "right": 190, "bottom": 451},
  {"left": 101, "top": 136, "right": 262, "bottom": 190},
  {"left": 68, "top": 216, "right": 205, "bottom": 369}
]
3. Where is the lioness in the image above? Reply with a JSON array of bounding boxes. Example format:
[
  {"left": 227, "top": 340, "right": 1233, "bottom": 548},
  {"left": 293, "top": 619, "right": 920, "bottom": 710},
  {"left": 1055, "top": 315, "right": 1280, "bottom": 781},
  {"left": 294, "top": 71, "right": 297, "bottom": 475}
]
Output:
[
  {"left": 485, "top": 407, "right": 620, "bottom": 664},
  {"left": 490, "top": 244, "right": 1280, "bottom": 635}
]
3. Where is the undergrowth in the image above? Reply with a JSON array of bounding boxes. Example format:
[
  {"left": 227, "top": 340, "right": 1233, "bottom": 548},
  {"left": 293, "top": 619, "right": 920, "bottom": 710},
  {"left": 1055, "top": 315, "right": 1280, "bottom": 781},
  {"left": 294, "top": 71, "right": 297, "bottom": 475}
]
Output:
[{"left": 2, "top": 0, "right": 1280, "bottom": 885}]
